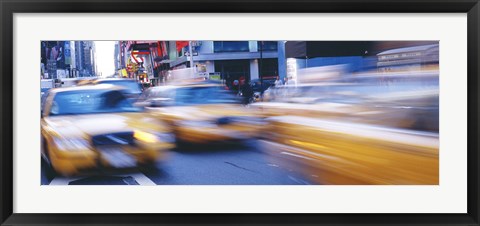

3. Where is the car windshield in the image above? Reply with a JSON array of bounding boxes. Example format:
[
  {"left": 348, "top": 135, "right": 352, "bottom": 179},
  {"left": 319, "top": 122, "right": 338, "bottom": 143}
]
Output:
[
  {"left": 145, "top": 86, "right": 239, "bottom": 106},
  {"left": 49, "top": 89, "right": 142, "bottom": 116},
  {"left": 174, "top": 86, "right": 240, "bottom": 105},
  {"left": 97, "top": 80, "right": 142, "bottom": 94}
]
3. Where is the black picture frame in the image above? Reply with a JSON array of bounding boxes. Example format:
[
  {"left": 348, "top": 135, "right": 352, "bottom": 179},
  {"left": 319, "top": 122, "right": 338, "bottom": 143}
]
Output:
[{"left": 1, "top": 0, "right": 479, "bottom": 225}]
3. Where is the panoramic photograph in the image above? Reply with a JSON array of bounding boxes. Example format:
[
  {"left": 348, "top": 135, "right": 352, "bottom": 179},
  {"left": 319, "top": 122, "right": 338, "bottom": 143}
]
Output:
[{"left": 40, "top": 40, "right": 439, "bottom": 185}]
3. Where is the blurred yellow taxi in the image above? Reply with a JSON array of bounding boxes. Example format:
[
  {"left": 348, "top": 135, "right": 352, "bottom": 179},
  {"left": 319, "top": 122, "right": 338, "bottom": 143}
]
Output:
[
  {"left": 253, "top": 72, "right": 439, "bottom": 184},
  {"left": 136, "top": 82, "right": 265, "bottom": 144},
  {"left": 256, "top": 71, "right": 439, "bottom": 132},
  {"left": 41, "top": 84, "right": 174, "bottom": 176},
  {"left": 262, "top": 116, "right": 438, "bottom": 185}
]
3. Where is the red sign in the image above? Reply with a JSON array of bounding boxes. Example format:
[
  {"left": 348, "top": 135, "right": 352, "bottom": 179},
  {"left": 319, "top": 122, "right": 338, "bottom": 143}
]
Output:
[{"left": 176, "top": 41, "right": 189, "bottom": 51}]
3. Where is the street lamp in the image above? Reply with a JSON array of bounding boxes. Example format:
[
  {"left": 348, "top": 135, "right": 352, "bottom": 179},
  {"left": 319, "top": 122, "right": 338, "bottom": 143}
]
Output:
[
  {"left": 188, "top": 41, "right": 195, "bottom": 77},
  {"left": 259, "top": 41, "right": 264, "bottom": 95}
]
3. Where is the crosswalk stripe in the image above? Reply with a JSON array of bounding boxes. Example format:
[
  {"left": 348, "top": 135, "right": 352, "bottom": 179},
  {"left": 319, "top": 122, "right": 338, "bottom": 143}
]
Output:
[
  {"left": 49, "top": 176, "right": 85, "bottom": 185},
  {"left": 118, "top": 172, "right": 157, "bottom": 186},
  {"left": 48, "top": 171, "right": 157, "bottom": 186}
]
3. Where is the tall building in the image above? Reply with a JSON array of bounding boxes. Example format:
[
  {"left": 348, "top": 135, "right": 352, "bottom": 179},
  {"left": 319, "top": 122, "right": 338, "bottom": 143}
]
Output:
[
  {"left": 41, "top": 41, "right": 76, "bottom": 79},
  {"left": 72, "top": 41, "right": 97, "bottom": 77},
  {"left": 74, "top": 41, "right": 84, "bottom": 75},
  {"left": 92, "top": 42, "right": 97, "bottom": 76},
  {"left": 69, "top": 41, "right": 77, "bottom": 77},
  {"left": 113, "top": 41, "right": 132, "bottom": 78},
  {"left": 114, "top": 42, "right": 120, "bottom": 71},
  {"left": 83, "top": 41, "right": 94, "bottom": 76}
]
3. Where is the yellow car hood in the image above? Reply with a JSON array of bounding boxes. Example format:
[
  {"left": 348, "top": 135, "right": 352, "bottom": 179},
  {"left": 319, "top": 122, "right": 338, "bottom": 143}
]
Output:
[{"left": 44, "top": 112, "right": 164, "bottom": 138}]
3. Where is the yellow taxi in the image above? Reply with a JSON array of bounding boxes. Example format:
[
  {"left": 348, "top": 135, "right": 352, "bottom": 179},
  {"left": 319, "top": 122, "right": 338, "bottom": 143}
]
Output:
[
  {"left": 261, "top": 116, "right": 439, "bottom": 185},
  {"left": 41, "top": 84, "right": 174, "bottom": 176},
  {"left": 136, "top": 82, "right": 265, "bottom": 144},
  {"left": 253, "top": 72, "right": 439, "bottom": 184}
]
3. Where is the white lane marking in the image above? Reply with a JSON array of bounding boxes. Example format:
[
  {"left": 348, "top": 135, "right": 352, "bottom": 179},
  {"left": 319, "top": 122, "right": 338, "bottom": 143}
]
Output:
[
  {"left": 48, "top": 171, "right": 156, "bottom": 186},
  {"left": 118, "top": 172, "right": 156, "bottom": 186},
  {"left": 267, "top": 163, "right": 279, "bottom": 167},
  {"left": 49, "top": 176, "right": 85, "bottom": 185},
  {"left": 280, "top": 151, "right": 315, "bottom": 161}
]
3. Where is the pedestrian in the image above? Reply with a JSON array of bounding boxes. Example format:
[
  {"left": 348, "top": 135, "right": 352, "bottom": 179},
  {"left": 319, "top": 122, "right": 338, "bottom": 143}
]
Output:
[
  {"left": 232, "top": 80, "right": 239, "bottom": 94},
  {"left": 274, "top": 76, "right": 282, "bottom": 86},
  {"left": 240, "top": 81, "right": 254, "bottom": 105}
]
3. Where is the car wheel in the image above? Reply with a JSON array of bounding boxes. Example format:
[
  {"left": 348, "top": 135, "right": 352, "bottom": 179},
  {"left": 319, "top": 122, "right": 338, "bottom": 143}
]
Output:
[
  {"left": 174, "top": 137, "right": 187, "bottom": 150},
  {"left": 41, "top": 157, "right": 57, "bottom": 181},
  {"left": 172, "top": 129, "right": 188, "bottom": 150}
]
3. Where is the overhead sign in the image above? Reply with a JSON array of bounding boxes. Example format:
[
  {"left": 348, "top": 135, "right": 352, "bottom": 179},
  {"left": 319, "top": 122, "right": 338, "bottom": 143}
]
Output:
[
  {"left": 209, "top": 74, "right": 221, "bottom": 80},
  {"left": 64, "top": 42, "right": 71, "bottom": 65},
  {"left": 191, "top": 41, "right": 202, "bottom": 47},
  {"left": 118, "top": 69, "right": 128, "bottom": 77},
  {"left": 130, "top": 54, "right": 144, "bottom": 63},
  {"left": 184, "top": 51, "right": 198, "bottom": 56}
]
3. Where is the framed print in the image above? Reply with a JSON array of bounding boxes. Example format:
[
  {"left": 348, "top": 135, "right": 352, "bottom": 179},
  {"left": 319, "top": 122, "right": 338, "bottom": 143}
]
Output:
[{"left": 1, "top": 0, "right": 479, "bottom": 225}]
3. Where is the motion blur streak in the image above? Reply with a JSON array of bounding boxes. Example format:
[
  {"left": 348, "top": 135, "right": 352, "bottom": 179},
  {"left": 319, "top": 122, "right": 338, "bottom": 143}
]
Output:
[
  {"left": 41, "top": 41, "right": 439, "bottom": 185},
  {"left": 255, "top": 65, "right": 439, "bottom": 184},
  {"left": 263, "top": 117, "right": 438, "bottom": 185}
]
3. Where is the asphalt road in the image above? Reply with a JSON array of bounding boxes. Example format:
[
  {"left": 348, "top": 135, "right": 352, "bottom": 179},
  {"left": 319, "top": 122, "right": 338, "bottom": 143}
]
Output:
[{"left": 41, "top": 139, "right": 314, "bottom": 185}]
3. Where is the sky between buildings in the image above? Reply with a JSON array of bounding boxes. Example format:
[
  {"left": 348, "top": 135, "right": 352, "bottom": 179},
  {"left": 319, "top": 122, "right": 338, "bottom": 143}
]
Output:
[{"left": 94, "top": 41, "right": 115, "bottom": 77}]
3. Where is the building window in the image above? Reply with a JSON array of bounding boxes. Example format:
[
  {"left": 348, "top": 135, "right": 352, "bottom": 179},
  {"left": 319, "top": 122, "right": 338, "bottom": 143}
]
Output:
[
  {"left": 258, "top": 41, "right": 278, "bottom": 51},
  {"left": 214, "top": 41, "right": 249, "bottom": 53},
  {"left": 214, "top": 60, "right": 250, "bottom": 90},
  {"left": 259, "top": 58, "right": 279, "bottom": 78},
  {"left": 177, "top": 49, "right": 184, "bottom": 58}
]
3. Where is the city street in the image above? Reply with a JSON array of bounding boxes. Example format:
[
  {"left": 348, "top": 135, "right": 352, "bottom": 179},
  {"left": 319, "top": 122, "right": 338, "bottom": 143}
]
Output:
[
  {"left": 41, "top": 139, "right": 313, "bottom": 185},
  {"left": 40, "top": 40, "right": 439, "bottom": 185}
]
